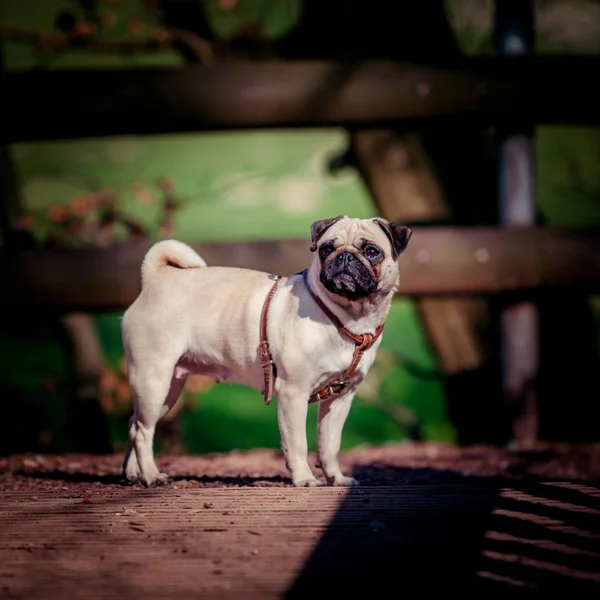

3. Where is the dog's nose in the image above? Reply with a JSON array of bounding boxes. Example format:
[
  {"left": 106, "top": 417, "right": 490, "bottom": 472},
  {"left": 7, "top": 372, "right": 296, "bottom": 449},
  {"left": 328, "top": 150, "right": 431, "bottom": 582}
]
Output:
[{"left": 336, "top": 252, "right": 355, "bottom": 267}]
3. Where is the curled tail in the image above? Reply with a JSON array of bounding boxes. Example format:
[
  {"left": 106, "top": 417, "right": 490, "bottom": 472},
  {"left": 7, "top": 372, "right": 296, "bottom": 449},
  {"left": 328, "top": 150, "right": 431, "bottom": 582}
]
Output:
[{"left": 141, "top": 239, "right": 206, "bottom": 288}]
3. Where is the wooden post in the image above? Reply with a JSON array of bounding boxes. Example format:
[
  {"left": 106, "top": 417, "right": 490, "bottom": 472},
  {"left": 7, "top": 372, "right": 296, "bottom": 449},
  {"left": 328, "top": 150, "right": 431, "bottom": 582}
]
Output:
[
  {"left": 0, "top": 45, "right": 25, "bottom": 249},
  {"left": 351, "top": 130, "right": 488, "bottom": 370},
  {"left": 0, "top": 46, "right": 111, "bottom": 453},
  {"left": 494, "top": 0, "right": 539, "bottom": 447},
  {"left": 347, "top": 0, "right": 504, "bottom": 445},
  {"left": 350, "top": 130, "right": 502, "bottom": 443}
]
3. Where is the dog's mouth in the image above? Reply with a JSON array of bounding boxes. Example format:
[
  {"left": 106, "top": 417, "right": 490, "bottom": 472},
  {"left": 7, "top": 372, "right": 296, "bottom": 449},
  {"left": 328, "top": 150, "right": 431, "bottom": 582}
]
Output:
[{"left": 320, "top": 254, "right": 377, "bottom": 300}]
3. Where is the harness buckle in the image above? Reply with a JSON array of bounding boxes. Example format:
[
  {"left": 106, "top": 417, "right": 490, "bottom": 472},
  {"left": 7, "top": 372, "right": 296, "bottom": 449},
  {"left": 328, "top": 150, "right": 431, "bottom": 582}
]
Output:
[{"left": 329, "top": 380, "right": 349, "bottom": 396}]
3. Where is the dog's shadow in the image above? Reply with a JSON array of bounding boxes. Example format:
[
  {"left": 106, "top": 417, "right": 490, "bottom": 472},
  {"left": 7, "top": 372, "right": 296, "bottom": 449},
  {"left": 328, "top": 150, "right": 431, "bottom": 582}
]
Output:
[
  {"left": 12, "top": 468, "right": 292, "bottom": 487},
  {"left": 170, "top": 474, "right": 291, "bottom": 486},
  {"left": 11, "top": 453, "right": 579, "bottom": 489},
  {"left": 12, "top": 469, "right": 124, "bottom": 486},
  {"left": 15, "top": 461, "right": 482, "bottom": 488}
]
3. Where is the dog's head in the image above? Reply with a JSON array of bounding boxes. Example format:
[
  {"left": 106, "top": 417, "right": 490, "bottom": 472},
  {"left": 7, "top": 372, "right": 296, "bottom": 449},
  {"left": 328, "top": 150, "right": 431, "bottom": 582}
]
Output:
[{"left": 309, "top": 215, "right": 412, "bottom": 301}]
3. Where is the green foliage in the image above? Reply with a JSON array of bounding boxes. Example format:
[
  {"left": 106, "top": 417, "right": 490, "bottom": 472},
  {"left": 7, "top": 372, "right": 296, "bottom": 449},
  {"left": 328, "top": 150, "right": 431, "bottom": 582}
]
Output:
[
  {"left": 13, "top": 131, "right": 375, "bottom": 244},
  {"left": 536, "top": 126, "right": 600, "bottom": 227},
  {"left": 204, "top": 0, "right": 302, "bottom": 40},
  {"left": 1, "top": 0, "right": 184, "bottom": 70},
  {"left": 0, "top": 324, "right": 70, "bottom": 453}
]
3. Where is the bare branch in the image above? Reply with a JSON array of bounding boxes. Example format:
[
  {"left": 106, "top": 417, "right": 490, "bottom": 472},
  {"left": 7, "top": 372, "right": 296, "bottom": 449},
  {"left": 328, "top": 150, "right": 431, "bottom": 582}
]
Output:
[{"left": 0, "top": 23, "right": 214, "bottom": 65}]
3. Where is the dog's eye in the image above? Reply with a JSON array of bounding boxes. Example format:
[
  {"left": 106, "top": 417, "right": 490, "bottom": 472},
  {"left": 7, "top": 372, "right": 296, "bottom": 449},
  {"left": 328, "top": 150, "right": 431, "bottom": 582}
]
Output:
[
  {"left": 364, "top": 246, "right": 381, "bottom": 260},
  {"left": 319, "top": 244, "right": 335, "bottom": 258}
]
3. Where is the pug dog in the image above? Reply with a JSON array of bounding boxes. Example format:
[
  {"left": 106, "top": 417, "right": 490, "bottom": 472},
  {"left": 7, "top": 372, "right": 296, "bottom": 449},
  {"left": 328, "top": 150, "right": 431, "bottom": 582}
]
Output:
[{"left": 121, "top": 215, "right": 411, "bottom": 487}]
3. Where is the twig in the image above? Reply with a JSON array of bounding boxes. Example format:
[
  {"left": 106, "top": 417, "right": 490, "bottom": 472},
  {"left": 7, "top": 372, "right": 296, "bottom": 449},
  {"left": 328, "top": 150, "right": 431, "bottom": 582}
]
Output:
[
  {"left": 169, "top": 27, "right": 214, "bottom": 65},
  {"left": 0, "top": 23, "right": 214, "bottom": 65}
]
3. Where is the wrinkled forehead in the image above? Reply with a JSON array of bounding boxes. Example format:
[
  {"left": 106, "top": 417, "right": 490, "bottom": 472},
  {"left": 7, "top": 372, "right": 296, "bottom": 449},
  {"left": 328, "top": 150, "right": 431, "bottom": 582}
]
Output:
[{"left": 328, "top": 218, "right": 386, "bottom": 248}]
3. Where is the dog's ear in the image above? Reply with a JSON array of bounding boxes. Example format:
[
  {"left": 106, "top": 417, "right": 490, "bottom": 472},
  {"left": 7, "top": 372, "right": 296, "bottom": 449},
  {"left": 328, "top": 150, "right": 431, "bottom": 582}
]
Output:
[
  {"left": 374, "top": 219, "right": 412, "bottom": 260},
  {"left": 310, "top": 215, "right": 345, "bottom": 251}
]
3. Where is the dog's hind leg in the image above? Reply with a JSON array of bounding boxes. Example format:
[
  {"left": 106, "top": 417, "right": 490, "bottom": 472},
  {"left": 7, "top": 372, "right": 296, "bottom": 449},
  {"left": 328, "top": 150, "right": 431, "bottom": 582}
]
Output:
[
  {"left": 123, "top": 413, "right": 141, "bottom": 481},
  {"left": 126, "top": 362, "right": 186, "bottom": 487}
]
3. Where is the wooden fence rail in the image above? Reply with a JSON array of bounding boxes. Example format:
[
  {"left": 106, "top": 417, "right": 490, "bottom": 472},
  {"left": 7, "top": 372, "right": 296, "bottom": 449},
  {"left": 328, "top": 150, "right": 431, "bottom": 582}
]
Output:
[
  {"left": 2, "top": 56, "right": 599, "bottom": 143},
  {"left": 1, "top": 226, "right": 599, "bottom": 312}
]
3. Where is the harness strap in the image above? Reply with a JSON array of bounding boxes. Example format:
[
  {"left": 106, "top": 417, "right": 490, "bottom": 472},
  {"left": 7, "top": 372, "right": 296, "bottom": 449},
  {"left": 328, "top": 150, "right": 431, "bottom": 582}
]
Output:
[
  {"left": 302, "top": 270, "right": 384, "bottom": 403},
  {"left": 259, "top": 275, "right": 281, "bottom": 405},
  {"left": 307, "top": 324, "right": 383, "bottom": 404},
  {"left": 259, "top": 270, "right": 384, "bottom": 406}
]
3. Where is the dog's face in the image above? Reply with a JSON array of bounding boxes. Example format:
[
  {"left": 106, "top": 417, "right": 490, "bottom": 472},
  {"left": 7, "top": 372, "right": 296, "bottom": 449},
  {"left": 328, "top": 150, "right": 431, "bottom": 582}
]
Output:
[{"left": 309, "top": 215, "right": 412, "bottom": 301}]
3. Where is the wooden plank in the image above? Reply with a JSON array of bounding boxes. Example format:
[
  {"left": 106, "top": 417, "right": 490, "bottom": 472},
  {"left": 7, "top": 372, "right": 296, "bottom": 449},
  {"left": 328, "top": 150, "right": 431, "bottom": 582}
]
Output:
[
  {"left": 0, "top": 485, "right": 510, "bottom": 598},
  {"left": 2, "top": 56, "right": 599, "bottom": 143},
  {"left": 1, "top": 451, "right": 599, "bottom": 596},
  {"left": 1, "top": 227, "right": 600, "bottom": 311}
]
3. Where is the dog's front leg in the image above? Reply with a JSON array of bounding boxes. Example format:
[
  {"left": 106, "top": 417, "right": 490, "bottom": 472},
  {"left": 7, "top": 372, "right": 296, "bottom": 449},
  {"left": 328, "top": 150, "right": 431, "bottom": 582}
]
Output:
[
  {"left": 316, "top": 392, "right": 359, "bottom": 487},
  {"left": 277, "top": 386, "right": 324, "bottom": 487}
]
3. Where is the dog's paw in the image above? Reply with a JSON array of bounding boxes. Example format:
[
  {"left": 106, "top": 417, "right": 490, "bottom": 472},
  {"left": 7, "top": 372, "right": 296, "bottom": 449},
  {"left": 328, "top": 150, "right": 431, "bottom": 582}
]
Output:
[
  {"left": 329, "top": 476, "right": 360, "bottom": 487},
  {"left": 155, "top": 472, "right": 171, "bottom": 485},
  {"left": 123, "top": 473, "right": 140, "bottom": 485},
  {"left": 142, "top": 472, "right": 171, "bottom": 487},
  {"left": 294, "top": 478, "right": 325, "bottom": 488},
  {"left": 123, "top": 468, "right": 141, "bottom": 482}
]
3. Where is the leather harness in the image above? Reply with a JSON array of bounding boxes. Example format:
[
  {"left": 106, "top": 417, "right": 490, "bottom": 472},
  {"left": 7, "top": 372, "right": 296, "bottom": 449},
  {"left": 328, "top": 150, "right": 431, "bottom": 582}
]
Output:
[{"left": 259, "top": 271, "right": 384, "bottom": 406}]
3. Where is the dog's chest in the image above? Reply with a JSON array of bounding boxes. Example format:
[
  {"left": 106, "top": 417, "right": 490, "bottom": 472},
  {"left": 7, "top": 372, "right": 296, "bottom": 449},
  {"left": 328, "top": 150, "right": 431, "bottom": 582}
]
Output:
[{"left": 311, "top": 337, "right": 377, "bottom": 385}]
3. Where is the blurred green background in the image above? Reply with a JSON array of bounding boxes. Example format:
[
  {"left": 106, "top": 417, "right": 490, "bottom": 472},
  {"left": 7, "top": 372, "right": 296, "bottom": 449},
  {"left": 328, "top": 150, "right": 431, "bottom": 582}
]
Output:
[{"left": 1, "top": 0, "right": 599, "bottom": 455}]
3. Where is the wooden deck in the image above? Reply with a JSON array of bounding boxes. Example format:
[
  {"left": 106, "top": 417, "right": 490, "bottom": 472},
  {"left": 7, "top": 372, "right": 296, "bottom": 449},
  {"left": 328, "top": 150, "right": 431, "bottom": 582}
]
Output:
[{"left": 2, "top": 447, "right": 600, "bottom": 598}]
